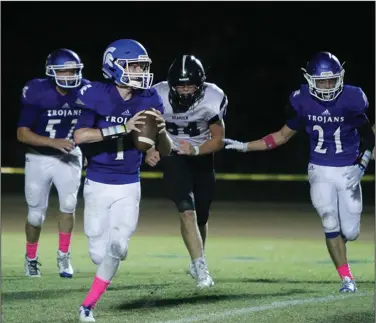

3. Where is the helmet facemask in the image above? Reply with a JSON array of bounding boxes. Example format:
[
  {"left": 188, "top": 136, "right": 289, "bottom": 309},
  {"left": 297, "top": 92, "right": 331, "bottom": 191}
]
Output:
[
  {"left": 114, "top": 56, "right": 153, "bottom": 89},
  {"left": 303, "top": 69, "right": 344, "bottom": 102},
  {"left": 46, "top": 61, "right": 83, "bottom": 88}
]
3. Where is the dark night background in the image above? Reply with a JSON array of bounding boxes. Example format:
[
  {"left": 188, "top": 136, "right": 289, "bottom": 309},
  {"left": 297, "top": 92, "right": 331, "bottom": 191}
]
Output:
[{"left": 1, "top": 1, "right": 375, "bottom": 203}]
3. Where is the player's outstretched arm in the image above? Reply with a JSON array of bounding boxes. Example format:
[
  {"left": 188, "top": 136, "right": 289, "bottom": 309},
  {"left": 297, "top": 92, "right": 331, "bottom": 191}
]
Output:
[
  {"left": 198, "top": 119, "right": 225, "bottom": 155},
  {"left": 224, "top": 124, "right": 297, "bottom": 153},
  {"left": 17, "top": 127, "right": 75, "bottom": 154}
]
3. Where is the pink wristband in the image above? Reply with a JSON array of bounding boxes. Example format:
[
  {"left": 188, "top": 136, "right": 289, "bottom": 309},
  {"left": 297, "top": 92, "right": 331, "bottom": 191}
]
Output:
[{"left": 263, "top": 134, "right": 277, "bottom": 149}]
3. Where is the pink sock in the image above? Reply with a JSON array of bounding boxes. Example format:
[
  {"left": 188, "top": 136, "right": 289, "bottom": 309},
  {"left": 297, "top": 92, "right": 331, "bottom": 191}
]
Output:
[
  {"left": 82, "top": 276, "right": 111, "bottom": 308},
  {"left": 337, "top": 263, "right": 354, "bottom": 280},
  {"left": 59, "top": 232, "right": 72, "bottom": 253},
  {"left": 26, "top": 242, "right": 38, "bottom": 259}
]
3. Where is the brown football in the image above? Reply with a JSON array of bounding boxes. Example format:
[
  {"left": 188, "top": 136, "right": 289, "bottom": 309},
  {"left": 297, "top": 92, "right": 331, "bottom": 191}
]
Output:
[{"left": 132, "top": 109, "right": 159, "bottom": 152}]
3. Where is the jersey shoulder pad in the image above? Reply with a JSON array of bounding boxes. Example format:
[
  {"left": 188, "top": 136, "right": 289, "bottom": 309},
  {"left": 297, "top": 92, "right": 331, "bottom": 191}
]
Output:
[
  {"left": 76, "top": 81, "right": 108, "bottom": 111},
  {"left": 204, "top": 82, "right": 225, "bottom": 99},
  {"left": 286, "top": 86, "right": 307, "bottom": 118},
  {"left": 202, "top": 82, "right": 228, "bottom": 121},
  {"left": 152, "top": 81, "right": 169, "bottom": 95},
  {"left": 342, "top": 85, "right": 368, "bottom": 114},
  {"left": 21, "top": 78, "right": 49, "bottom": 105}
]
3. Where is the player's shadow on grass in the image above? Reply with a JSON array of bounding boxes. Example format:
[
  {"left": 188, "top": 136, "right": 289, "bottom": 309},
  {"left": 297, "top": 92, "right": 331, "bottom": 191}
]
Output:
[
  {"left": 3, "top": 283, "right": 172, "bottom": 302},
  {"left": 219, "top": 278, "right": 374, "bottom": 284},
  {"left": 114, "top": 289, "right": 309, "bottom": 311}
]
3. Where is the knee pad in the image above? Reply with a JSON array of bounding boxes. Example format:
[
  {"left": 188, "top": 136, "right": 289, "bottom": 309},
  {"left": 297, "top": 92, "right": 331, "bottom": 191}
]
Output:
[
  {"left": 175, "top": 198, "right": 195, "bottom": 213},
  {"left": 60, "top": 193, "right": 77, "bottom": 214},
  {"left": 27, "top": 208, "right": 46, "bottom": 227},
  {"left": 89, "top": 250, "right": 105, "bottom": 265},
  {"left": 321, "top": 211, "right": 340, "bottom": 233},
  {"left": 341, "top": 223, "right": 360, "bottom": 242},
  {"left": 108, "top": 238, "right": 129, "bottom": 261},
  {"left": 107, "top": 227, "right": 130, "bottom": 261}
]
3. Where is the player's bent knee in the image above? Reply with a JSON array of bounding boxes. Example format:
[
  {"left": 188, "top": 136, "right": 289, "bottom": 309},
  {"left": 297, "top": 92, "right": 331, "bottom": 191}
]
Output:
[
  {"left": 321, "top": 212, "right": 339, "bottom": 232},
  {"left": 341, "top": 227, "right": 360, "bottom": 241},
  {"left": 108, "top": 239, "right": 128, "bottom": 261},
  {"left": 27, "top": 208, "right": 46, "bottom": 227},
  {"left": 60, "top": 194, "right": 77, "bottom": 214},
  {"left": 176, "top": 200, "right": 195, "bottom": 213},
  {"left": 89, "top": 250, "right": 105, "bottom": 265}
]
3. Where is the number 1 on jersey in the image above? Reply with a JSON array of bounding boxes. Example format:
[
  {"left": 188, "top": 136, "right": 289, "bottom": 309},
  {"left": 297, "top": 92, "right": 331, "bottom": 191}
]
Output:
[
  {"left": 115, "top": 138, "right": 124, "bottom": 160},
  {"left": 313, "top": 125, "right": 343, "bottom": 154}
]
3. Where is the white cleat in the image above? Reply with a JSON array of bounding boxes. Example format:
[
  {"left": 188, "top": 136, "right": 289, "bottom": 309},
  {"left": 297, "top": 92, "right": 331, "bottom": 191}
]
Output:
[
  {"left": 194, "top": 261, "right": 215, "bottom": 288},
  {"left": 24, "top": 255, "right": 41, "bottom": 277},
  {"left": 79, "top": 306, "right": 95, "bottom": 322},
  {"left": 339, "top": 276, "right": 358, "bottom": 293},
  {"left": 57, "top": 250, "right": 74, "bottom": 278},
  {"left": 187, "top": 262, "right": 197, "bottom": 279}
]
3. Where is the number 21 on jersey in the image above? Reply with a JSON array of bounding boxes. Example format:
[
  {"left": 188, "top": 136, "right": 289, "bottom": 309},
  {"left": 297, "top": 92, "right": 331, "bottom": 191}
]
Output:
[{"left": 313, "top": 125, "right": 343, "bottom": 154}]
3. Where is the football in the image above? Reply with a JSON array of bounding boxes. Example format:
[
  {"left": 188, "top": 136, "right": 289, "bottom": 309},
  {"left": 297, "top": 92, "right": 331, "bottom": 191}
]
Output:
[{"left": 132, "top": 109, "right": 159, "bottom": 152}]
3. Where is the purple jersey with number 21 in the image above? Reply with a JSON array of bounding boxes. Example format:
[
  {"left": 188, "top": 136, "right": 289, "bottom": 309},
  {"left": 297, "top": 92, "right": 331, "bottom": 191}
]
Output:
[
  {"left": 75, "top": 81, "right": 164, "bottom": 185},
  {"left": 286, "top": 84, "right": 369, "bottom": 167}
]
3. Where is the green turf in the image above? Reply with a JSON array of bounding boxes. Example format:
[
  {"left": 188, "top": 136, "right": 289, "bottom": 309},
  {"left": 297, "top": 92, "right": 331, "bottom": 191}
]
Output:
[{"left": 2, "top": 233, "right": 374, "bottom": 323}]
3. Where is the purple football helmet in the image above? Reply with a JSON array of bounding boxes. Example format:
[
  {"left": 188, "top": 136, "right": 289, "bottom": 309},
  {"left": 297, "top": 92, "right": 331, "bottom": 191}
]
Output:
[
  {"left": 302, "top": 52, "right": 345, "bottom": 102},
  {"left": 45, "top": 48, "right": 83, "bottom": 88}
]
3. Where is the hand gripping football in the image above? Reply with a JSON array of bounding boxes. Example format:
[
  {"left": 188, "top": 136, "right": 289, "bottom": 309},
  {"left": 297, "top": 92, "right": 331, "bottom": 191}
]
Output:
[{"left": 132, "top": 109, "right": 159, "bottom": 152}]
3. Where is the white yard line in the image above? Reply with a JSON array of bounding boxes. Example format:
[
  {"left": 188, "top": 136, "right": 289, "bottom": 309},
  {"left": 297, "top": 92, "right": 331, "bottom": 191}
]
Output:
[{"left": 153, "top": 293, "right": 370, "bottom": 323}]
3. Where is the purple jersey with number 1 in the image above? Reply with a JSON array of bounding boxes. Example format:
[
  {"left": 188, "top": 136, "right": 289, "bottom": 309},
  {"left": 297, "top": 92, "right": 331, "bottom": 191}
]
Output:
[
  {"left": 74, "top": 81, "right": 164, "bottom": 185},
  {"left": 17, "top": 78, "right": 91, "bottom": 155},
  {"left": 286, "top": 84, "right": 369, "bottom": 167}
]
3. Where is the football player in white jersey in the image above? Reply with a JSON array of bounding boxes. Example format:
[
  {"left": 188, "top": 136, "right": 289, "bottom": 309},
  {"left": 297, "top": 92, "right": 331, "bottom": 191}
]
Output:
[{"left": 146, "top": 55, "right": 227, "bottom": 288}]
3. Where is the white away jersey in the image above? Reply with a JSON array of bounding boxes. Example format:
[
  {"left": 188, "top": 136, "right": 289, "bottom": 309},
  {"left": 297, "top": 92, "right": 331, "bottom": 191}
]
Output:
[{"left": 153, "top": 81, "right": 227, "bottom": 147}]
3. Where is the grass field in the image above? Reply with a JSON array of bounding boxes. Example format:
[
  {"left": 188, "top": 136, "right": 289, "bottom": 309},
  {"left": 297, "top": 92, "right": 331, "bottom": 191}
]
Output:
[{"left": 2, "top": 195, "right": 374, "bottom": 323}]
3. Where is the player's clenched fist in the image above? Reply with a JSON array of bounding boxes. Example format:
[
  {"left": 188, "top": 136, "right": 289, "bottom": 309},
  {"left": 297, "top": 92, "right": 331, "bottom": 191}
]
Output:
[
  {"left": 145, "top": 146, "right": 160, "bottom": 167},
  {"left": 50, "top": 138, "right": 75, "bottom": 154}
]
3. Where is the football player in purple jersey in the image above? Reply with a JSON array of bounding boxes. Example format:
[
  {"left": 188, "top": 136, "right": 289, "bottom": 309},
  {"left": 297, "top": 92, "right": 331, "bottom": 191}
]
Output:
[
  {"left": 224, "top": 52, "right": 374, "bottom": 293},
  {"left": 73, "top": 39, "right": 172, "bottom": 322},
  {"left": 17, "top": 48, "right": 89, "bottom": 279}
]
